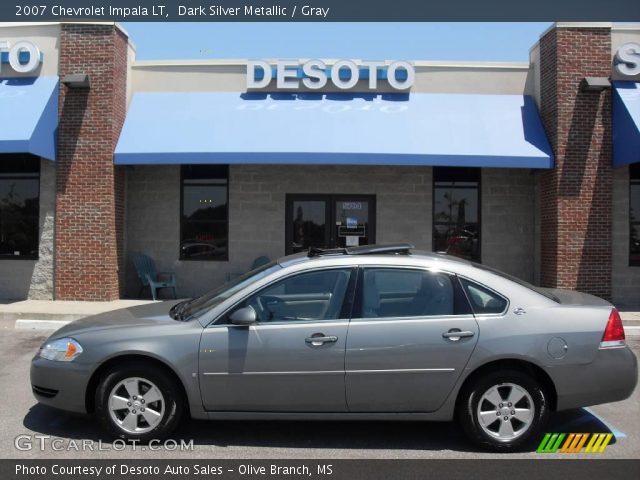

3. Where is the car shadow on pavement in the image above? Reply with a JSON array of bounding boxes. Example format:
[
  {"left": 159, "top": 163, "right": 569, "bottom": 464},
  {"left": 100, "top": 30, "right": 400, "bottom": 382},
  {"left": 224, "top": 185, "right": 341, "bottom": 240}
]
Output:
[{"left": 23, "top": 404, "right": 617, "bottom": 452}]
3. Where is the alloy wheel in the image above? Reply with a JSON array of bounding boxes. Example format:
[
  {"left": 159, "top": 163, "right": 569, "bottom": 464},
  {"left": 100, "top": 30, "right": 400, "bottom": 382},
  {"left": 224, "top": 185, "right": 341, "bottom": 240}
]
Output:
[
  {"left": 476, "top": 382, "right": 535, "bottom": 441},
  {"left": 108, "top": 377, "right": 165, "bottom": 434}
]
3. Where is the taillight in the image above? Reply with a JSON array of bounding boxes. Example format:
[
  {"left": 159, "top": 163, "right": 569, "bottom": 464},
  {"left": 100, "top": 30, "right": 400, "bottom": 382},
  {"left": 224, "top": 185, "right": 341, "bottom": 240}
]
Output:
[{"left": 600, "top": 308, "right": 626, "bottom": 349}]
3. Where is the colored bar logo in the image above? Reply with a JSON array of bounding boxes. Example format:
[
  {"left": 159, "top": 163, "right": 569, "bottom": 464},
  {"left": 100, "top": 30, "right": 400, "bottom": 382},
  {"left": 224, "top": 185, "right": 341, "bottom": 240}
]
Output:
[{"left": 537, "top": 433, "right": 613, "bottom": 454}]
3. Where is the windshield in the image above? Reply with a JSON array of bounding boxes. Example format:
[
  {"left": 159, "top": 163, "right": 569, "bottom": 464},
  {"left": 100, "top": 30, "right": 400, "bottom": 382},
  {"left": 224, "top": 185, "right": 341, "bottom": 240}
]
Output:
[
  {"left": 471, "top": 262, "right": 560, "bottom": 303},
  {"left": 182, "top": 261, "right": 282, "bottom": 318}
]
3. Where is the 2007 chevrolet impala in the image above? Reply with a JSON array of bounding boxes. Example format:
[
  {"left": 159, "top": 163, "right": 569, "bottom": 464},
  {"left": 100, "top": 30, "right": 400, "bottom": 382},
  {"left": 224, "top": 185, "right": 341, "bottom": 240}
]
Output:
[{"left": 31, "top": 244, "right": 637, "bottom": 451}]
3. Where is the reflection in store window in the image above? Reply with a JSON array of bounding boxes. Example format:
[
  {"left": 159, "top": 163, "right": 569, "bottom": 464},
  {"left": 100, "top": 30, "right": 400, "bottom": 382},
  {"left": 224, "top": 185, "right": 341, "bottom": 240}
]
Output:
[
  {"left": 0, "top": 155, "right": 39, "bottom": 260},
  {"left": 292, "top": 201, "right": 326, "bottom": 253},
  {"left": 180, "top": 165, "right": 229, "bottom": 261},
  {"left": 433, "top": 167, "right": 480, "bottom": 262}
]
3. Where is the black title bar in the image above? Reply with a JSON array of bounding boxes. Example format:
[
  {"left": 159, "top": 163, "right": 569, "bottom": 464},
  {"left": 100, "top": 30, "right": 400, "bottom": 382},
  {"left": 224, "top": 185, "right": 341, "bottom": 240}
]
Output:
[{"left": 2, "top": 0, "right": 640, "bottom": 22}]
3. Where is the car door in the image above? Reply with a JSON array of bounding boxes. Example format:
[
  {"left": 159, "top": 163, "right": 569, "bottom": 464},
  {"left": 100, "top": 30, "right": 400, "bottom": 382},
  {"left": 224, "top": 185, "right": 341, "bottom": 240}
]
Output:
[
  {"left": 345, "top": 267, "right": 479, "bottom": 412},
  {"left": 199, "top": 267, "right": 355, "bottom": 412}
]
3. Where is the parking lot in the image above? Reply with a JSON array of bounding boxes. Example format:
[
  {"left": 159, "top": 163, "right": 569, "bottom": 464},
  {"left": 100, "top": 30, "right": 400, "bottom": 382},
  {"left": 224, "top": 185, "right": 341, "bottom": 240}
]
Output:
[{"left": 1, "top": 323, "right": 638, "bottom": 459}]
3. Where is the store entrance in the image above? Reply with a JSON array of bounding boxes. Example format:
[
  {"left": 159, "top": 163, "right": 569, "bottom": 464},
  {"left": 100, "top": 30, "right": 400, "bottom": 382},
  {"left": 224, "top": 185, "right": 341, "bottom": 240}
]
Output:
[{"left": 285, "top": 195, "right": 376, "bottom": 254}]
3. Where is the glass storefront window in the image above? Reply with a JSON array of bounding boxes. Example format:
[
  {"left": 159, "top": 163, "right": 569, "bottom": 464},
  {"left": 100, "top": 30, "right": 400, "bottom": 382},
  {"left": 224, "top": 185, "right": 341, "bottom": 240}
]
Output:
[
  {"left": 433, "top": 167, "right": 480, "bottom": 262},
  {"left": 180, "top": 165, "right": 229, "bottom": 261},
  {"left": 0, "top": 155, "right": 40, "bottom": 260},
  {"left": 630, "top": 163, "right": 640, "bottom": 267}
]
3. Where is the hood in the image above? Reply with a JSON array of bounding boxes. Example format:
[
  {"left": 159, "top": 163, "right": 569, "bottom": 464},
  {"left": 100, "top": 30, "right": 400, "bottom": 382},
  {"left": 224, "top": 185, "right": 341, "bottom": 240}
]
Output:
[
  {"left": 539, "top": 288, "right": 612, "bottom": 307},
  {"left": 50, "top": 300, "right": 183, "bottom": 338}
]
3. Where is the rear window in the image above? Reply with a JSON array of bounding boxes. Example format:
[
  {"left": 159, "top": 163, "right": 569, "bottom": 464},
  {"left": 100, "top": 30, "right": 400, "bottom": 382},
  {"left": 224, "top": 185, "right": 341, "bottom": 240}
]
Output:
[{"left": 459, "top": 278, "right": 508, "bottom": 314}]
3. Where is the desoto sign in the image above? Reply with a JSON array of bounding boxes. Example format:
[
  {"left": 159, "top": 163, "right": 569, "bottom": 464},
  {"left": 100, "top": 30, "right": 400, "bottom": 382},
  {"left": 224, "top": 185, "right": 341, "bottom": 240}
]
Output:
[
  {"left": 0, "top": 40, "right": 41, "bottom": 74},
  {"left": 247, "top": 59, "right": 415, "bottom": 90}
]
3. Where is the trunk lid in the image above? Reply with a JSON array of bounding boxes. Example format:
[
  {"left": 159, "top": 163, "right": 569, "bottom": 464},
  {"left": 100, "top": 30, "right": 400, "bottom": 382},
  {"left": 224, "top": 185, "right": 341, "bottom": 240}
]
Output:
[{"left": 539, "top": 288, "right": 612, "bottom": 307}]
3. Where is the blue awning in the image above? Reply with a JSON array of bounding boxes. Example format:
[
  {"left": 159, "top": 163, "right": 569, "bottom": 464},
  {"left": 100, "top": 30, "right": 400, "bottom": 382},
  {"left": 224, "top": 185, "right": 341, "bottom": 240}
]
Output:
[
  {"left": 114, "top": 91, "right": 553, "bottom": 169},
  {"left": 613, "top": 81, "right": 640, "bottom": 167},
  {"left": 0, "top": 76, "right": 58, "bottom": 161}
]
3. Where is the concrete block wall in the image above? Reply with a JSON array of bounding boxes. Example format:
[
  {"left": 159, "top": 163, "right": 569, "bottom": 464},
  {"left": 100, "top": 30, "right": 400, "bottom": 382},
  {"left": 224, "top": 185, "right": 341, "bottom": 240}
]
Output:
[
  {"left": 612, "top": 166, "right": 640, "bottom": 308},
  {"left": 125, "top": 164, "right": 433, "bottom": 298},
  {"left": 481, "top": 168, "right": 536, "bottom": 282},
  {"left": 0, "top": 159, "right": 55, "bottom": 300},
  {"left": 125, "top": 165, "right": 181, "bottom": 297}
]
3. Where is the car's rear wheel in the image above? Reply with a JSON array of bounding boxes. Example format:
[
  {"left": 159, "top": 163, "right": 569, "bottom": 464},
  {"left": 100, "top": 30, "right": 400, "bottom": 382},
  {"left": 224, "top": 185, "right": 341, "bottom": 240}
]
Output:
[
  {"left": 458, "top": 370, "right": 549, "bottom": 452},
  {"left": 95, "top": 364, "right": 183, "bottom": 442}
]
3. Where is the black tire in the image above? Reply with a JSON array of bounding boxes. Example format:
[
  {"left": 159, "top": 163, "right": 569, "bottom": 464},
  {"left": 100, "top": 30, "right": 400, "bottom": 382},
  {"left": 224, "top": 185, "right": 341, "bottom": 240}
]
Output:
[
  {"left": 457, "top": 370, "right": 549, "bottom": 452},
  {"left": 95, "top": 362, "right": 184, "bottom": 442}
]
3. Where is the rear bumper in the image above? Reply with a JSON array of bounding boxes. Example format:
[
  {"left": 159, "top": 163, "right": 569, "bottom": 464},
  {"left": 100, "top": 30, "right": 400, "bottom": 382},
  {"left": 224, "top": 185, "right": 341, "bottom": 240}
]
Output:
[
  {"left": 30, "top": 357, "right": 92, "bottom": 414},
  {"left": 552, "top": 345, "right": 638, "bottom": 411}
]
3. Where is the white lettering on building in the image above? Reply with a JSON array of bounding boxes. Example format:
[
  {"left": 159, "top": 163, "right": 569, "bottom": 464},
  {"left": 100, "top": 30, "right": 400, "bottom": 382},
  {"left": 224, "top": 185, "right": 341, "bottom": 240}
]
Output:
[
  {"left": 615, "top": 43, "right": 640, "bottom": 77},
  {"left": 0, "top": 40, "right": 41, "bottom": 74},
  {"left": 246, "top": 59, "right": 415, "bottom": 91}
]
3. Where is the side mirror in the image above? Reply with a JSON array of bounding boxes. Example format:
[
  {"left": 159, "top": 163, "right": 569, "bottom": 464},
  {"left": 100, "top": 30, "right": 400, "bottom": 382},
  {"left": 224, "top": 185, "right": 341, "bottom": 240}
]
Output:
[{"left": 229, "top": 306, "right": 257, "bottom": 326}]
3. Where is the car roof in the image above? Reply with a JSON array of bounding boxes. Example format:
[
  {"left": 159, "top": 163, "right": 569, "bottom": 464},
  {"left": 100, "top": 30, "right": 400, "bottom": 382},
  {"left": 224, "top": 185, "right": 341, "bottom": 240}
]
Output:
[{"left": 277, "top": 243, "right": 474, "bottom": 271}]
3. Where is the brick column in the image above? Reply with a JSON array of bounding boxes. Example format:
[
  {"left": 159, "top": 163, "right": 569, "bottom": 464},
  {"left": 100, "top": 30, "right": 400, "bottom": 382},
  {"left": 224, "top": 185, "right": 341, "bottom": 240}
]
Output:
[
  {"left": 55, "top": 24, "right": 128, "bottom": 300},
  {"left": 538, "top": 26, "right": 613, "bottom": 299}
]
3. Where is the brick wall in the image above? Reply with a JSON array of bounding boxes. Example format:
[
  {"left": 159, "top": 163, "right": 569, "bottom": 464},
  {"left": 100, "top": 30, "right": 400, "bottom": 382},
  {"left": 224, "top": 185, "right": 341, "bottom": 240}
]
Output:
[
  {"left": 54, "top": 24, "right": 128, "bottom": 300},
  {"left": 538, "top": 26, "right": 613, "bottom": 299}
]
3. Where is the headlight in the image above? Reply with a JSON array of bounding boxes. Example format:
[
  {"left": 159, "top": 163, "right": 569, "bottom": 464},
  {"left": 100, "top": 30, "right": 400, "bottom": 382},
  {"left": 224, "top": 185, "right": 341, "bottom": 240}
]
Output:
[{"left": 38, "top": 338, "right": 83, "bottom": 362}]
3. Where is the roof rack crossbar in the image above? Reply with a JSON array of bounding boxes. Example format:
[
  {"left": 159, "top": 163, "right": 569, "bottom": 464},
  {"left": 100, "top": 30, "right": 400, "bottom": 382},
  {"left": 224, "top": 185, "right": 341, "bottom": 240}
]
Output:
[
  {"left": 307, "top": 247, "right": 347, "bottom": 257},
  {"left": 307, "top": 243, "right": 414, "bottom": 258}
]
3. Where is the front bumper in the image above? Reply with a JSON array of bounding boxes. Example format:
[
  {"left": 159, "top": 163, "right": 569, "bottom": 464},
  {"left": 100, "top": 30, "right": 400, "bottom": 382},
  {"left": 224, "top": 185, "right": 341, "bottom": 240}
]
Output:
[
  {"left": 552, "top": 345, "right": 638, "bottom": 411},
  {"left": 30, "top": 356, "right": 93, "bottom": 414}
]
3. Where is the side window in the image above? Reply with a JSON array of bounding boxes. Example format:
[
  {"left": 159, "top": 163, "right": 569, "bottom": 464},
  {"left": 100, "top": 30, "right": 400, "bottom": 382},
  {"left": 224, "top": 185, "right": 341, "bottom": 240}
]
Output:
[
  {"left": 241, "top": 269, "right": 352, "bottom": 323},
  {"left": 459, "top": 278, "right": 507, "bottom": 314},
  {"left": 360, "top": 268, "right": 468, "bottom": 318}
]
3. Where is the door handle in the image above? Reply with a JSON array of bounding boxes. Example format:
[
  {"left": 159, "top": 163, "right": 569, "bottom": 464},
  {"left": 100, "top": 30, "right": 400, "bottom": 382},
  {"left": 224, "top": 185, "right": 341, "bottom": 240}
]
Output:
[
  {"left": 442, "top": 329, "right": 475, "bottom": 341},
  {"left": 305, "top": 334, "right": 338, "bottom": 346}
]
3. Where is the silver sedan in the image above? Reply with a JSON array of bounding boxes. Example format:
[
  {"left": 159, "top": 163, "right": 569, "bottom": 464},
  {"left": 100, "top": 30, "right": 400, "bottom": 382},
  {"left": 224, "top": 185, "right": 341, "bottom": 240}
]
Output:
[{"left": 30, "top": 244, "right": 637, "bottom": 452}]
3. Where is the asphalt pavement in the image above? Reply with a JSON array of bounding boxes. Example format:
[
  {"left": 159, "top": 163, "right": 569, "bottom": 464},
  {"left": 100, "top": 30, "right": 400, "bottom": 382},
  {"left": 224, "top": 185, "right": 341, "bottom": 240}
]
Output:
[{"left": 1, "top": 323, "right": 638, "bottom": 459}]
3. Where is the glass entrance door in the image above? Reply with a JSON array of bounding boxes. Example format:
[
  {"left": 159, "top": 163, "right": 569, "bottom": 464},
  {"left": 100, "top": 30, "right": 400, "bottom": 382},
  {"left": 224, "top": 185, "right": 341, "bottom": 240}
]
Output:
[{"left": 286, "top": 195, "right": 376, "bottom": 254}]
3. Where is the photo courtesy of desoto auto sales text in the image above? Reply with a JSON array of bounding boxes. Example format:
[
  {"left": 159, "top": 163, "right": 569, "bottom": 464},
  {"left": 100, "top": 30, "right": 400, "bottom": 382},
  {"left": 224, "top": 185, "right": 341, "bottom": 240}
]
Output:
[{"left": 0, "top": 1, "right": 638, "bottom": 480}]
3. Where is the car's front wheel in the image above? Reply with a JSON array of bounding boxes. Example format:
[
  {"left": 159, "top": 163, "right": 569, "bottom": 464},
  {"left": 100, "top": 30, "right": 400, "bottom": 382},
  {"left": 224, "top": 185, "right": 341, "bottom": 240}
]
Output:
[
  {"left": 95, "top": 363, "right": 183, "bottom": 442},
  {"left": 458, "top": 370, "right": 549, "bottom": 452}
]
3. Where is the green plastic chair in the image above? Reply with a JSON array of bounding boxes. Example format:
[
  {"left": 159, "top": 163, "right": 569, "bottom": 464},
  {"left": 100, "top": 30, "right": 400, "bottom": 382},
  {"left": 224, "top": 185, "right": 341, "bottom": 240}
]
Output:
[{"left": 132, "top": 253, "right": 176, "bottom": 300}]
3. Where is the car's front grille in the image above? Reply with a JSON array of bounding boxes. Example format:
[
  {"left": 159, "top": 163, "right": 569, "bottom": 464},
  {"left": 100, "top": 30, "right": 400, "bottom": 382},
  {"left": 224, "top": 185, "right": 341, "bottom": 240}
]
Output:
[{"left": 32, "top": 385, "right": 59, "bottom": 398}]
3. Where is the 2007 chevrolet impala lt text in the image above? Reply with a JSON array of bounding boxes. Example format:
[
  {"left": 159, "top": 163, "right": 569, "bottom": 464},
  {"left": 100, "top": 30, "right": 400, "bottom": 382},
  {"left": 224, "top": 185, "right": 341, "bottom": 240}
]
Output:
[{"left": 30, "top": 244, "right": 637, "bottom": 451}]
